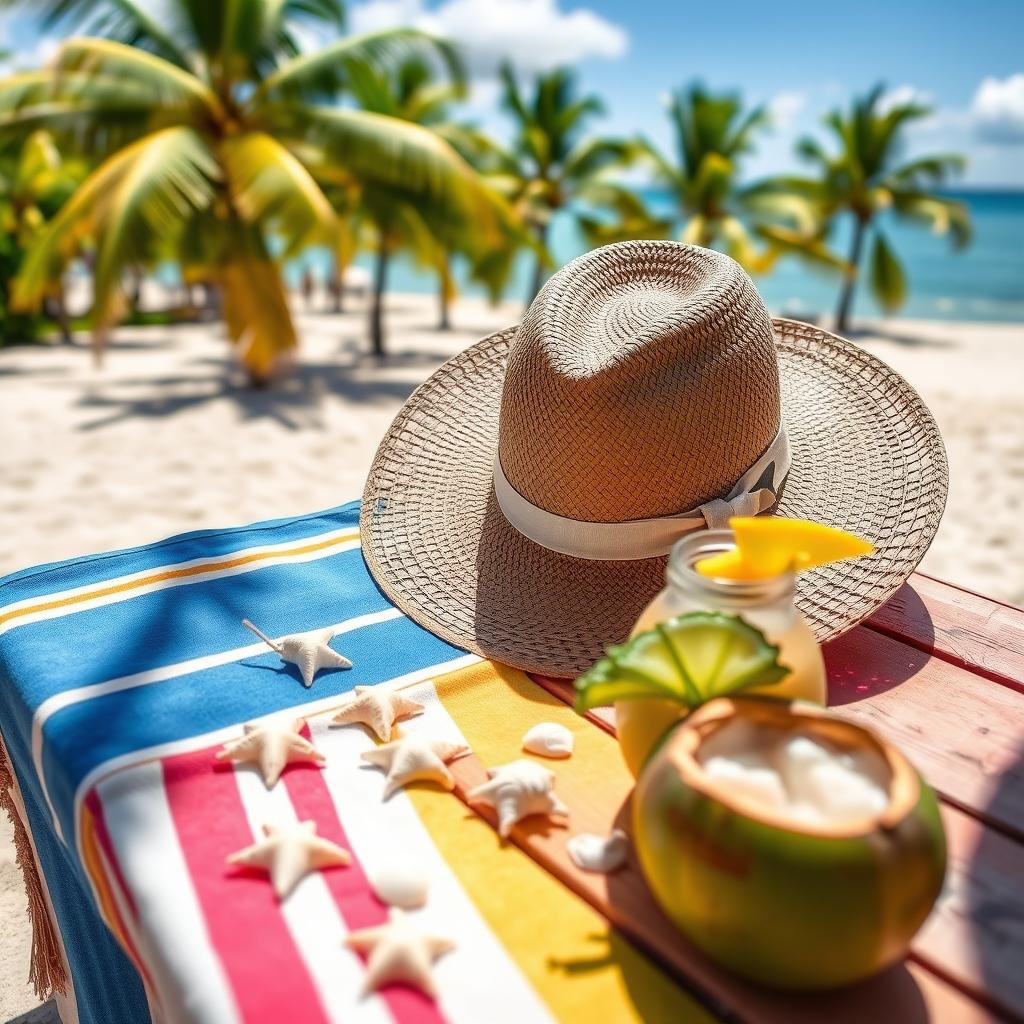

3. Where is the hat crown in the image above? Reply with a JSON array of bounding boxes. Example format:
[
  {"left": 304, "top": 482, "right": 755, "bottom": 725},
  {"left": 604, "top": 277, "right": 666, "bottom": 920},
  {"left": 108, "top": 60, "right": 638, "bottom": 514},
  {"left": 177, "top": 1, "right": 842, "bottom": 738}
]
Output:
[{"left": 497, "top": 241, "right": 782, "bottom": 522}]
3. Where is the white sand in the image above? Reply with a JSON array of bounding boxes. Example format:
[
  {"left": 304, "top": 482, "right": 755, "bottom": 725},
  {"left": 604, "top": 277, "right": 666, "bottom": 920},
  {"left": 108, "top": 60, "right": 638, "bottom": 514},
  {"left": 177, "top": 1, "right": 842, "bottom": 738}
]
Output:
[{"left": 0, "top": 291, "right": 1021, "bottom": 1020}]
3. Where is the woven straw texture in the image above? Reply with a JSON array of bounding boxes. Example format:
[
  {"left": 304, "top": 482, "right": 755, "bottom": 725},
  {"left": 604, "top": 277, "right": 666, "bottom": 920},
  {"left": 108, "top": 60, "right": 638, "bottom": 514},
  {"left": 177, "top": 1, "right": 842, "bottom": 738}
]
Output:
[
  {"left": 499, "top": 243, "right": 780, "bottom": 518},
  {"left": 362, "top": 245, "right": 947, "bottom": 679}
]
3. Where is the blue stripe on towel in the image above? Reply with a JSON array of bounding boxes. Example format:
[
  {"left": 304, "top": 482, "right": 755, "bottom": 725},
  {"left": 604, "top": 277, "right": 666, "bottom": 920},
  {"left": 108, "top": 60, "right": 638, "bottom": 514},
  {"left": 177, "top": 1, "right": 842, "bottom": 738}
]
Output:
[
  {"left": 0, "top": 502, "right": 361, "bottom": 610},
  {"left": 44, "top": 612, "right": 466, "bottom": 841},
  {"left": 3, "top": 544, "right": 384, "bottom": 709}
]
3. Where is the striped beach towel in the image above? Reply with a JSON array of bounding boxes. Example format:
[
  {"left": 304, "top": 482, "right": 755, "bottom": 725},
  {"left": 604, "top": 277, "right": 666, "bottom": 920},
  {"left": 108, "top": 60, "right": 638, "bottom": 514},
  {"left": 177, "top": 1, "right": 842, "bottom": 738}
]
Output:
[{"left": 0, "top": 501, "right": 706, "bottom": 1024}]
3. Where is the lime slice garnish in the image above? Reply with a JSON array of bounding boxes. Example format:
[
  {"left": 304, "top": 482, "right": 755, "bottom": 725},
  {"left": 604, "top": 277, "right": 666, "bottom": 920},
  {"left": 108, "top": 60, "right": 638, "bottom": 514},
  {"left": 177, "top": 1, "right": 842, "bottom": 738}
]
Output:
[{"left": 575, "top": 611, "right": 789, "bottom": 713}]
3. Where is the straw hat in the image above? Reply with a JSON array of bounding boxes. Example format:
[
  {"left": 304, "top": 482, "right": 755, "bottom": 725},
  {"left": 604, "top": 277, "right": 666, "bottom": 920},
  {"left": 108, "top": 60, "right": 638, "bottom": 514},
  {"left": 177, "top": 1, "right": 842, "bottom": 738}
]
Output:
[{"left": 362, "top": 242, "right": 947, "bottom": 677}]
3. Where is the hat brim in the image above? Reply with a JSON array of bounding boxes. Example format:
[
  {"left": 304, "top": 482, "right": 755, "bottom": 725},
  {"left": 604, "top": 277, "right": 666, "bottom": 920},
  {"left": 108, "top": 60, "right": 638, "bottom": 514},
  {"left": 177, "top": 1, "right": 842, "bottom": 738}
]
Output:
[{"left": 361, "top": 318, "right": 948, "bottom": 678}]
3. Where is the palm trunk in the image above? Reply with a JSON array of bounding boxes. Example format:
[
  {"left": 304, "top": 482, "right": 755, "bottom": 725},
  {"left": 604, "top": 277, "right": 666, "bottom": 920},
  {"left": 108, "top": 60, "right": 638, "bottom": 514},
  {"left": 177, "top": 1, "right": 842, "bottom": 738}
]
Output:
[
  {"left": 526, "top": 222, "right": 550, "bottom": 307},
  {"left": 370, "top": 241, "right": 390, "bottom": 359},
  {"left": 438, "top": 253, "right": 452, "bottom": 331},
  {"left": 54, "top": 284, "right": 72, "bottom": 346},
  {"left": 836, "top": 216, "right": 868, "bottom": 333},
  {"left": 45, "top": 282, "right": 73, "bottom": 345},
  {"left": 128, "top": 267, "right": 143, "bottom": 312},
  {"left": 331, "top": 265, "right": 344, "bottom": 314}
]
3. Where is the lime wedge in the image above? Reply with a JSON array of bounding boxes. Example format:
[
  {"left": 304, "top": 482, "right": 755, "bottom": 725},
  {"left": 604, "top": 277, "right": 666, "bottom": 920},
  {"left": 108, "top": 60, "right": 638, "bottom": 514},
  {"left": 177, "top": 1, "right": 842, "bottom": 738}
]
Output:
[{"left": 575, "top": 611, "right": 789, "bottom": 713}]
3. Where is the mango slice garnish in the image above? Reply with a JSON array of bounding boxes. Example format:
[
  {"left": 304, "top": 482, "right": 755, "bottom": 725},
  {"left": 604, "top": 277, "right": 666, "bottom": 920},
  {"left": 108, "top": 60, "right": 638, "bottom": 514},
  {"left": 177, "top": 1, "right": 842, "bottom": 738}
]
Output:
[{"left": 696, "top": 517, "right": 874, "bottom": 580}]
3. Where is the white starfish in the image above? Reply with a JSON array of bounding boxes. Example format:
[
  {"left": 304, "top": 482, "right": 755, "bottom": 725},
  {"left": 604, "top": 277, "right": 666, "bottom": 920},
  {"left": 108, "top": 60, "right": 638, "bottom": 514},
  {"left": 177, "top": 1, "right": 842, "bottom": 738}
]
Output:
[
  {"left": 332, "top": 686, "right": 424, "bottom": 741},
  {"left": 468, "top": 759, "right": 569, "bottom": 838},
  {"left": 345, "top": 909, "right": 455, "bottom": 999},
  {"left": 361, "top": 736, "right": 469, "bottom": 799},
  {"left": 227, "top": 821, "right": 350, "bottom": 900},
  {"left": 243, "top": 618, "right": 352, "bottom": 687},
  {"left": 215, "top": 717, "right": 325, "bottom": 788}
]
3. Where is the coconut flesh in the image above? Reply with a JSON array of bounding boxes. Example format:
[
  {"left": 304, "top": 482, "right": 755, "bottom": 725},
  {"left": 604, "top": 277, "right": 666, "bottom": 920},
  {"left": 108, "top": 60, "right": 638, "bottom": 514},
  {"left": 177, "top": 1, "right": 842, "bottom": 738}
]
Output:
[{"left": 696, "top": 718, "right": 891, "bottom": 827}]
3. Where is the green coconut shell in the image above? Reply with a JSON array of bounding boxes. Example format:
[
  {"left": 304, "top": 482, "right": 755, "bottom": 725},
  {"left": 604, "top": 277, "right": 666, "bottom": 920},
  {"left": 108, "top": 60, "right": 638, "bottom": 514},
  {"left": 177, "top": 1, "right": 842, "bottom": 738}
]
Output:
[{"left": 633, "top": 698, "right": 947, "bottom": 990}]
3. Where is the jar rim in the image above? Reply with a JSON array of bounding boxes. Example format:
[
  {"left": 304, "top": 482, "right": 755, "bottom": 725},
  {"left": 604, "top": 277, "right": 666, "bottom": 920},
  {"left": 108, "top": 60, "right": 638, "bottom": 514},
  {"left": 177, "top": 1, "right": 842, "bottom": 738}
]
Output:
[{"left": 666, "top": 529, "right": 795, "bottom": 605}]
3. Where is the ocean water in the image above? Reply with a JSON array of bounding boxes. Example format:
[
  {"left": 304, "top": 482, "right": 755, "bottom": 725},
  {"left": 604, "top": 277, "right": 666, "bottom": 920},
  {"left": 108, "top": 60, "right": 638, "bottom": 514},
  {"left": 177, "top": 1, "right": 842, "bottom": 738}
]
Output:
[{"left": 291, "top": 189, "right": 1024, "bottom": 323}]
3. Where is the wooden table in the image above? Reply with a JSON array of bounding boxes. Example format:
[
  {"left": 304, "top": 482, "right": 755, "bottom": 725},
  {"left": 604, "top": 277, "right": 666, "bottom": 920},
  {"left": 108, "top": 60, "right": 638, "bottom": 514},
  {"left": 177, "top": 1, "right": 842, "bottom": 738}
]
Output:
[{"left": 527, "top": 572, "right": 1024, "bottom": 1024}]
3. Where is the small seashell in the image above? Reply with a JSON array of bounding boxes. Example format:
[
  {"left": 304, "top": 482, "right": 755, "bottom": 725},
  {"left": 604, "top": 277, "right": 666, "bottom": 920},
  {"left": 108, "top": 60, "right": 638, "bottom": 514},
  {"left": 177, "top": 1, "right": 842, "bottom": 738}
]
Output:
[
  {"left": 567, "top": 830, "right": 630, "bottom": 874},
  {"left": 522, "top": 722, "right": 574, "bottom": 759},
  {"left": 368, "top": 862, "right": 430, "bottom": 909}
]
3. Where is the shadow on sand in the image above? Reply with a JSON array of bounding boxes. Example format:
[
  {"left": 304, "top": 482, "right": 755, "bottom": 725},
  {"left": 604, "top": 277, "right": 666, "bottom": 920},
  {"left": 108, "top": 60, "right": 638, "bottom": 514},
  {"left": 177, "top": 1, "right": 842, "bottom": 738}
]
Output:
[
  {"left": 70, "top": 340, "right": 458, "bottom": 433},
  {"left": 848, "top": 326, "right": 956, "bottom": 349}
]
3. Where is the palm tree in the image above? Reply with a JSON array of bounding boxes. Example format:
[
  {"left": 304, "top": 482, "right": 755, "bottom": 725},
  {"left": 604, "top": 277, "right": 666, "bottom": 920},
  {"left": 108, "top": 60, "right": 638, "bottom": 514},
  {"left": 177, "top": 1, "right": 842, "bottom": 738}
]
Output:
[
  {"left": 639, "top": 84, "right": 838, "bottom": 273},
  {"left": 780, "top": 85, "right": 970, "bottom": 331},
  {"left": 0, "top": 0, "right": 498, "bottom": 380},
  {"left": 346, "top": 54, "right": 478, "bottom": 344},
  {"left": 486, "top": 64, "right": 637, "bottom": 304}
]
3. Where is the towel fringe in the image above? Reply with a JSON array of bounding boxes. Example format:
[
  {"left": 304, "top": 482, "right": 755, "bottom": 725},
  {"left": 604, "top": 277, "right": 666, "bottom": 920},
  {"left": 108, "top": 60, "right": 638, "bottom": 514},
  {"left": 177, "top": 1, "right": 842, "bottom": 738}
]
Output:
[{"left": 0, "top": 738, "right": 69, "bottom": 999}]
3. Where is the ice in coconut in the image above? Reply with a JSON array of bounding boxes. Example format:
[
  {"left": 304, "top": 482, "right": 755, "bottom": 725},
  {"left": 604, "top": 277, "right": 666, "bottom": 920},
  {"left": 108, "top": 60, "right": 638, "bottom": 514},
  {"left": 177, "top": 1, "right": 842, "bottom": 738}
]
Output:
[
  {"left": 699, "top": 719, "right": 789, "bottom": 810},
  {"left": 696, "top": 718, "right": 891, "bottom": 827}
]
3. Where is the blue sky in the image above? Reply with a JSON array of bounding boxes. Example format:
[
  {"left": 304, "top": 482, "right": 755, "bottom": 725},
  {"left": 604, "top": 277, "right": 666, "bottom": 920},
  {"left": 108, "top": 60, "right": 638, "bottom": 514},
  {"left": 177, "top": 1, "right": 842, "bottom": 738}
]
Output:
[{"left": 2, "top": 0, "right": 1022, "bottom": 185}]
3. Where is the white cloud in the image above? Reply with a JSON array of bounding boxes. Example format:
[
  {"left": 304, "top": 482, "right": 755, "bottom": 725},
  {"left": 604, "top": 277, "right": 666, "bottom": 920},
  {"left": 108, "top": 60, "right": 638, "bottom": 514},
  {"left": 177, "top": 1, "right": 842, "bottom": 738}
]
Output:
[
  {"left": 878, "top": 84, "right": 933, "bottom": 115},
  {"left": 351, "top": 0, "right": 628, "bottom": 77},
  {"left": 767, "top": 90, "right": 806, "bottom": 129},
  {"left": 0, "top": 10, "right": 60, "bottom": 73},
  {"left": 970, "top": 73, "right": 1024, "bottom": 144}
]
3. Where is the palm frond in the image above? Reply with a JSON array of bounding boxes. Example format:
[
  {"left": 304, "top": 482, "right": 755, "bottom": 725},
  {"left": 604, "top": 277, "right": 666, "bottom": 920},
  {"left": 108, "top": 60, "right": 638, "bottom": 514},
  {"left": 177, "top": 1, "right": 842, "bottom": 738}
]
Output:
[
  {"left": 795, "top": 135, "right": 830, "bottom": 166},
  {"left": 0, "top": 68, "right": 198, "bottom": 157},
  {"left": 5, "top": 0, "right": 193, "bottom": 67},
  {"left": 739, "top": 181, "right": 822, "bottom": 233},
  {"left": 561, "top": 137, "right": 637, "bottom": 184},
  {"left": 54, "top": 38, "right": 222, "bottom": 119},
  {"left": 890, "top": 190, "right": 972, "bottom": 248},
  {"left": 753, "top": 224, "right": 846, "bottom": 271},
  {"left": 717, "top": 215, "right": 762, "bottom": 270},
  {"left": 498, "top": 63, "right": 530, "bottom": 126},
  {"left": 221, "top": 130, "right": 336, "bottom": 254},
  {"left": 288, "top": 106, "right": 501, "bottom": 235},
  {"left": 886, "top": 153, "right": 966, "bottom": 187},
  {"left": 868, "top": 228, "right": 907, "bottom": 311},
  {"left": 635, "top": 136, "right": 681, "bottom": 190},
  {"left": 13, "top": 126, "right": 219, "bottom": 332},
  {"left": 576, "top": 182, "right": 673, "bottom": 248},
  {"left": 251, "top": 29, "right": 461, "bottom": 105}
]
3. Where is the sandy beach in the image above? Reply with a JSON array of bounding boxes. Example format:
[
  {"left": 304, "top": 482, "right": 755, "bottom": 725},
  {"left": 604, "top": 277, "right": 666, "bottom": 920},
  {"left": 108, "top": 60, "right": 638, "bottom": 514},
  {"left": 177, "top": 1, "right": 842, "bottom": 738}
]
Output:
[{"left": 1, "top": 291, "right": 1022, "bottom": 1020}]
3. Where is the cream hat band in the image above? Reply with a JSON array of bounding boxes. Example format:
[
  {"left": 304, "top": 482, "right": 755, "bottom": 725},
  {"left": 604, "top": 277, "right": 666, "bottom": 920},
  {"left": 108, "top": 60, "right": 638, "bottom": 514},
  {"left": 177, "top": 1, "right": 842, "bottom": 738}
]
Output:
[{"left": 492, "top": 425, "right": 791, "bottom": 561}]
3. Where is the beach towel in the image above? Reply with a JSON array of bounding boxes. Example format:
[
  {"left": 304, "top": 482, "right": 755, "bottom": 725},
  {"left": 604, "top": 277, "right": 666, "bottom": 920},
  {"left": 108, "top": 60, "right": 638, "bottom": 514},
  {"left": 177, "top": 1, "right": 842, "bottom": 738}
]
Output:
[{"left": 0, "top": 501, "right": 707, "bottom": 1024}]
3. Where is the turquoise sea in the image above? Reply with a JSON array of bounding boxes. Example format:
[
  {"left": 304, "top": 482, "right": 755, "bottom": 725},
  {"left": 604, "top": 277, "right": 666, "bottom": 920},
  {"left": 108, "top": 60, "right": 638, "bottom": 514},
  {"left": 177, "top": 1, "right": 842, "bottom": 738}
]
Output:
[{"left": 290, "top": 189, "right": 1024, "bottom": 323}]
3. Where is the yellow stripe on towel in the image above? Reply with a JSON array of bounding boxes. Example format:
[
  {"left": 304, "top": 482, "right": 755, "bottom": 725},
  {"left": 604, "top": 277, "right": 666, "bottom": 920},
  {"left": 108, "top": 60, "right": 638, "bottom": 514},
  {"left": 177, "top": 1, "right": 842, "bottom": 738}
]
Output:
[
  {"left": 0, "top": 528, "right": 360, "bottom": 630},
  {"left": 407, "top": 661, "right": 712, "bottom": 1023}
]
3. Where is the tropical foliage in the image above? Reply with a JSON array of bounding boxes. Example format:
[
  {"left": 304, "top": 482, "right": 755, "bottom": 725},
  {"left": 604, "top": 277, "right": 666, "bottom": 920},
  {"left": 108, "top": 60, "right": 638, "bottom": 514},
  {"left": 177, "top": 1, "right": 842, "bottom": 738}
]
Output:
[
  {"left": 344, "top": 53, "right": 510, "bottom": 351},
  {"left": 0, "top": 4, "right": 974, "bottom": 369},
  {"left": 639, "top": 84, "right": 841, "bottom": 274},
  {"left": 483, "top": 64, "right": 642, "bottom": 303},
  {"left": 0, "top": 129, "right": 84, "bottom": 343},
  {"left": 777, "top": 84, "right": 971, "bottom": 331},
  {"left": 0, "top": 0, "right": 501, "bottom": 378}
]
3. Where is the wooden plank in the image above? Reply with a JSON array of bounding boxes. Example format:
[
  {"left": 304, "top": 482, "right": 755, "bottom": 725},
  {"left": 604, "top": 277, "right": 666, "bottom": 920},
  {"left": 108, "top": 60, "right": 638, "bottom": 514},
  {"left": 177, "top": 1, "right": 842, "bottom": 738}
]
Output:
[
  {"left": 917, "top": 804, "right": 1024, "bottom": 1020},
  {"left": 535, "top": 674, "right": 1024, "bottom": 1021},
  {"left": 823, "top": 627, "right": 1024, "bottom": 838},
  {"left": 446, "top": 748, "right": 999, "bottom": 1024},
  {"left": 866, "top": 575, "right": 1024, "bottom": 693}
]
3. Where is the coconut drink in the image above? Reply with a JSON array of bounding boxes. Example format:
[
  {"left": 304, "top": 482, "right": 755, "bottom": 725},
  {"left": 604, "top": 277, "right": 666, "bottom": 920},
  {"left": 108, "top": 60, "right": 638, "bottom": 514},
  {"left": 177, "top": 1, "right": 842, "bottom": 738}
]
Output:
[
  {"left": 632, "top": 697, "right": 946, "bottom": 989},
  {"left": 610, "top": 516, "right": 873, "bottom": 777}
]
